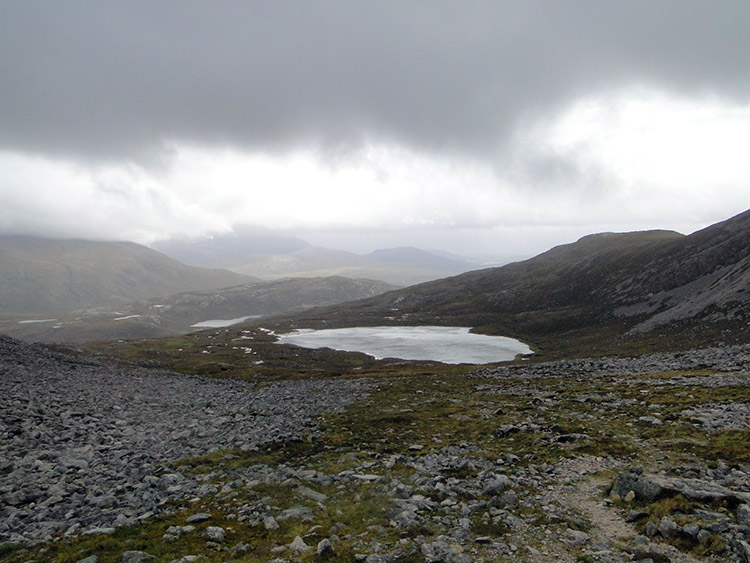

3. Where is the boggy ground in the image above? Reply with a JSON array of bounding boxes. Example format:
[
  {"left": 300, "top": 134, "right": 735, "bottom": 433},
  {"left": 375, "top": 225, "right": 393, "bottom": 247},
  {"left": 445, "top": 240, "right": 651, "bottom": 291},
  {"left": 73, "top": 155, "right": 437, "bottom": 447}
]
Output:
[{"left": 2, "top": 336, "right": 750, "bottom": 562}]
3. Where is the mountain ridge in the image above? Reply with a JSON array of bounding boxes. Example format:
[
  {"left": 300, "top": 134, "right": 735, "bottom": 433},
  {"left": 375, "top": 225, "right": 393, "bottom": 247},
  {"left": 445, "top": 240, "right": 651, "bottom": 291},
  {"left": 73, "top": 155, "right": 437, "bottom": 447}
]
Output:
[{"left": 262, "top": 210, "right": 750, "bottom": 358}]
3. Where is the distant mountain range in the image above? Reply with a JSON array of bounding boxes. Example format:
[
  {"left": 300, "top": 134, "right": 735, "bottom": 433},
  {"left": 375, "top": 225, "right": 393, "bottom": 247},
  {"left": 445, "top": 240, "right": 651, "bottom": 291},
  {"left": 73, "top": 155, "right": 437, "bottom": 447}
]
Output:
[
  {"left": 152, "top": 234, "right": 479, "bottom": 286},
  {"left": 264, "top": 209, "right": 750, "bottom": 359}
]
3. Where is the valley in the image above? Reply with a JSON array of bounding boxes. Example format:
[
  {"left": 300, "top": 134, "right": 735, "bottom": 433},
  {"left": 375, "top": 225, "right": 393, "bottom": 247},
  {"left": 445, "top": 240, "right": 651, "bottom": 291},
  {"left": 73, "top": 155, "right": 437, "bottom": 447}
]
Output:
[
  {"left": 4, "top": 3, "right": 749, "bottom": 561},
  {"left": 1, "top": 210, "right": 749, "bottom": 562}
]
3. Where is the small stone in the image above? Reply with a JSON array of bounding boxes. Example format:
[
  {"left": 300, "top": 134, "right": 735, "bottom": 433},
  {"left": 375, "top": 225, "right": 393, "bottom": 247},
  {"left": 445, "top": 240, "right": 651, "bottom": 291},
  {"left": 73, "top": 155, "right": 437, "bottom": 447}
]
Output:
[
  {"left": 737, "top": 504, "right": 750, "bottom": 526},
  {"left": 350, "top": 474, "right": 385, "bottom": 483},
  {"left": 734, "top": 540, "right": 750, "bottom": 563},
  {"left": 499, "top": 489, "right": 517, "bottom": 507},
  {"left": 658, "top": 516, "right": 679, "bottom": 538},
  {"left": 316, "top": 538, "right": 334, "bottom": 556},
  {"left": 231, "top": 542, "right": 252, "bottom": 554},
  {"left": 682, "top": 522, "right": 700, "bottom": 538},
  {"left": 298, "top": 485, "right": 328, "bottom": 503},
  {"left": 186, "top": 512, "right": 211, "bottom": 523},
  {"left": 290, "top": 535, "right": 312, "bottom": 554},
  {"left": 203, "top": 526, "right": 225, "bottom": 542},
  {"left": 624, "top": 490, "right": 636, "bottom": 502},
  {"left": 83, "top": 527, "right": 116, "bottom": 535},
  {"left": 264, "top": 516, "right": 280, "bottom": 530},
  {"left": 565, "top": 529, "right": 590, "bottom": 546},
  {"left": 121, "top": 552, "right": 156, "bottom": 563},
  {"left": 482, "top": 475, "right": 511, "bottom": 495},
  {"left": 77, "top": 557, "right": 99, "bottom": 563},
  {"left": 278, "top": 505, "right": 314, "bottom": 521}
]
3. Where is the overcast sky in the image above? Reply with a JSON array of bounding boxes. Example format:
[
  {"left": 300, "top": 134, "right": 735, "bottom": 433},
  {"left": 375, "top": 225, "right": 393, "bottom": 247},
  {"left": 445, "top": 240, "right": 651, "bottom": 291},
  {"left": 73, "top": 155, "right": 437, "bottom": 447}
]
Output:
[{"left": 1, "top": 1, "right": 749, "bottom": 259}]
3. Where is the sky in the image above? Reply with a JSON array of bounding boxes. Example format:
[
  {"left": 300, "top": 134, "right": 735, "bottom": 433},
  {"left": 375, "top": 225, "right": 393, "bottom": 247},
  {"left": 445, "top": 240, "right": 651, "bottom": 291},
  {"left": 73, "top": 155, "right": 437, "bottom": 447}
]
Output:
[{"left": 1, "top": 1, "right": 749, "bottom": 260}]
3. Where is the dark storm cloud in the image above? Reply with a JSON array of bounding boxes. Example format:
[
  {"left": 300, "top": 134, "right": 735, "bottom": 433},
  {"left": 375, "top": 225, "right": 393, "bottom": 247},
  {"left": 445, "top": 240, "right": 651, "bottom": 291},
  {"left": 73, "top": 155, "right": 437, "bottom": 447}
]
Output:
[{"left": 1, "top": 1, "right": 749, "bottom": 163}]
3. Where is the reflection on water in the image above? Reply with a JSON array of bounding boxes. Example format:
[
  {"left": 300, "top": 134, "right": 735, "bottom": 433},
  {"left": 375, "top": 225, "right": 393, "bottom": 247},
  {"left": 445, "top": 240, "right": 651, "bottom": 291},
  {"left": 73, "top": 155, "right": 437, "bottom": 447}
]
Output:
[{"left": 276, "top": 326, "right": 532, "bottom": 364}]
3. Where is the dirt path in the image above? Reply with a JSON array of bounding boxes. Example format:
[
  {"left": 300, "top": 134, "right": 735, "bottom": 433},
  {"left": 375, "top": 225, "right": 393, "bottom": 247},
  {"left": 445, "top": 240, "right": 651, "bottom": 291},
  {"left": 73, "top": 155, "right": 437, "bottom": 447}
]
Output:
[
  {"left": 573, "top": 476, "right": 637, "bottom": 550},
  {"left": 554, "top": 470, "right": 719, "bottom": 563}
]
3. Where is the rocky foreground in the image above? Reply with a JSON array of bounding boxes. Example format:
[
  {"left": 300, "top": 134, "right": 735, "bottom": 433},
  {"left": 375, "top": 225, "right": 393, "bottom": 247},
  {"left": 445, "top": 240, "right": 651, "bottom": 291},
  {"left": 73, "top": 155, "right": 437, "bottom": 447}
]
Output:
[
  {"left": 0, "top": 335, "right": 371, "bottom": 545},
  {"left": 2, "top": 336, "right": 750, "bottom": 562}
]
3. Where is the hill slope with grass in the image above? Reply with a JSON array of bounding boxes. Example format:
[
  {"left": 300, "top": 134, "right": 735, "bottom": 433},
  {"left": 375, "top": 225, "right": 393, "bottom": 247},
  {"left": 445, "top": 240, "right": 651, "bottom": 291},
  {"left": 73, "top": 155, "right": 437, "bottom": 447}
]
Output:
[
  {"left": 0, "top": 236, "right": 252, "bottom": 317},
  {"left": 0, "top": 276, "right": 395, "bottom": 344}
]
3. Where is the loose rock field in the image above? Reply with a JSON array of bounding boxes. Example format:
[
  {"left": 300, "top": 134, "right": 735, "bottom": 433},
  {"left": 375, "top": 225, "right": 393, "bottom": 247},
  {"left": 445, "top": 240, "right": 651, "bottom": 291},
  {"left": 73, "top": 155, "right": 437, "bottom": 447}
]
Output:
[
  {"left": 2, "top": 335, "right": 750, "bottom": 562},
  {"left": 0, "top": 335, "right": 371, "bottom": 545}
]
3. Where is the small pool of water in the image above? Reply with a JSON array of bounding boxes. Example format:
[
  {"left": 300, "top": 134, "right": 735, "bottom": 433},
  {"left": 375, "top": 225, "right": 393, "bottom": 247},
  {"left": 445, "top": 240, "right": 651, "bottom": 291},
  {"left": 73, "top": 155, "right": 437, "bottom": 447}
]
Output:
[
  {"left": 191, "top": 315, "right": 261, "bottom": 328},
  {"left": 276, "top": 326, "right": 532, "bottom": 364}
]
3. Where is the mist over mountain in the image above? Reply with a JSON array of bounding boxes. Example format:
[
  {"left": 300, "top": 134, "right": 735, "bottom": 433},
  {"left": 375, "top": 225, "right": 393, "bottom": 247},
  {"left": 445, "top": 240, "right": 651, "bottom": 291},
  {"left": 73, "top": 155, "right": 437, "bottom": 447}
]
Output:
[
  {"left": 265, "top": 210, "right": 750, "bottom": 358},
  {"left": 152, "top": 233, "right": 311, "bottom": 269},
  {"left": 153, "top": 234, "right": 479, "bottom": 286}
]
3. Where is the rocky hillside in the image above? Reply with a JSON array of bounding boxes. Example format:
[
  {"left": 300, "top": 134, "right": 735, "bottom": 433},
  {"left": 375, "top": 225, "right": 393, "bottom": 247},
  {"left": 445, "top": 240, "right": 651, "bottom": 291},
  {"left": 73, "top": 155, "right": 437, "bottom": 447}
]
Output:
[
  {"left": 268, "top": 209, "right": 750, "bottom": 358},
  {"left": 0, "top": 236, "right": 251, "bottom": 316}
]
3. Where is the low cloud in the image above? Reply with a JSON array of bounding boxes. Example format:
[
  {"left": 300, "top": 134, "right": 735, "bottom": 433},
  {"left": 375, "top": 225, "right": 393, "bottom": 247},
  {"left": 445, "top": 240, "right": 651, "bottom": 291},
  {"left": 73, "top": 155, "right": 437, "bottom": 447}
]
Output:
[{"left": 1, "top": 3, "right": 748, "bottom": 256}]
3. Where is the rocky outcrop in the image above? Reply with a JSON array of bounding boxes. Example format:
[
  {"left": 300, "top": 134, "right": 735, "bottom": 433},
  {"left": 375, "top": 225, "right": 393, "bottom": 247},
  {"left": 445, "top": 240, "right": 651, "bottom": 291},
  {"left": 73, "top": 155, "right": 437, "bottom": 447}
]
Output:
[{"left": 612, "top": 467, "right": 750, "bottom": 505}]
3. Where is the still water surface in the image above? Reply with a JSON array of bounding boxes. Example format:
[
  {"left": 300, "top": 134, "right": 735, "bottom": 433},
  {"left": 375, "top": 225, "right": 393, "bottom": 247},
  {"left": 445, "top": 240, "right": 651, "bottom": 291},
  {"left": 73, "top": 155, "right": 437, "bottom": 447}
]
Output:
[
  {"left": 276, "top": 326, "right": 532, "bottom": 364},
  {"left": 191, "top": 315, "right": 261, "bottom": 328}
]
